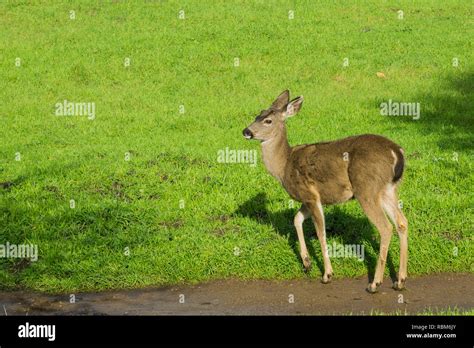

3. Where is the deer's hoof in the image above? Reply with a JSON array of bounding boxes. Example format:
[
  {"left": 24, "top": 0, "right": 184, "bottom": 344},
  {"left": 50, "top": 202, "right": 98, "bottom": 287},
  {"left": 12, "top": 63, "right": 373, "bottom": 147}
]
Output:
[
  {"left": 366, "top": 282, "right": 380, "bottom": 294},
  {"left": 321, "top": 273, "right": 333, "bottom": 284},
  {"left": 392, "top": 279, "right": 406, "bottom": 291}
]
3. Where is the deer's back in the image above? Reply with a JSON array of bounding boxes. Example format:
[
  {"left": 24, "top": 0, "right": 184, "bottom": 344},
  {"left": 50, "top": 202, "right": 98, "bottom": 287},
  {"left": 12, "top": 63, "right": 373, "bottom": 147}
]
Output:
[{"left": 283, "top": 134, "right": 404, "bottom": 204}]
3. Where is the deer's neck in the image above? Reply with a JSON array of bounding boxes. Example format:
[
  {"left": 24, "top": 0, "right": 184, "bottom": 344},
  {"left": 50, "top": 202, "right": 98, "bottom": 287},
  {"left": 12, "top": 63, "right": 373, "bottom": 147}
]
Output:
[{"left": 260, "top": 128, "right": 291, "bottom": 183}]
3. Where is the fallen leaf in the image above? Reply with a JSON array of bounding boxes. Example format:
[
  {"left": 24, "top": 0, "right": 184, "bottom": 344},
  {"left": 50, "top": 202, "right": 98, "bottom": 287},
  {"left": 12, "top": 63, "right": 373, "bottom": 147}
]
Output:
[{"left": 376, "top": 72, "right": 386, "bottom": 78}]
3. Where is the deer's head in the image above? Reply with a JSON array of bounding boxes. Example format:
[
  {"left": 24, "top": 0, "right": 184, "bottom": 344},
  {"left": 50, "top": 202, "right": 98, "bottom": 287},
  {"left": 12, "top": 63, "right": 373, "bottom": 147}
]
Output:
[{"left": 243, "top": 90, "right": 303, "bottom": 142}]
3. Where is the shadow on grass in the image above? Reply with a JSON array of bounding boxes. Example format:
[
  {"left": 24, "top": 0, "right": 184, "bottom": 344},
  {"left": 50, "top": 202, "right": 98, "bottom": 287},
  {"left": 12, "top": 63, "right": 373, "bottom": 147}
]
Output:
[
  {"left": 377, "top": 71, "right": 473, "bottom": 151},
  {"left": 234, "top": 192, "right": 398, "bottom": 283}
]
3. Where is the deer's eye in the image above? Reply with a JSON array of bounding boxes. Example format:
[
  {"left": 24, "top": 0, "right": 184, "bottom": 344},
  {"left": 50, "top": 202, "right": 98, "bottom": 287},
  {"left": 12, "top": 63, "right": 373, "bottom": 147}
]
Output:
[{"left": 264, "top": 119, "right": 272, "bottom": 125}]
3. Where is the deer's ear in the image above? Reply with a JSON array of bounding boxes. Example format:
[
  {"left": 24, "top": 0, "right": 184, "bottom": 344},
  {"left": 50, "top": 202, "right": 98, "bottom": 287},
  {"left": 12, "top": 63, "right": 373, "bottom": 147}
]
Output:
[
  {"left": 285, "top": 96, "right": 304, "bottom": 118},
  {"left": 271, "top": 90, "right": 290, "bottom": 110}
]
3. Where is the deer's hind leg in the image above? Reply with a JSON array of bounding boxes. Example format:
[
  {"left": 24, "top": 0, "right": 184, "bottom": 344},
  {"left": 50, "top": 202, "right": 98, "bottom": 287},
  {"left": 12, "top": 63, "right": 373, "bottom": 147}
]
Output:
[
  {"left": 381, "top": 183, "right": 408, "bottom": 290},
  {"left": 357, "top": 195, "right": 393, "bottom": 293}
]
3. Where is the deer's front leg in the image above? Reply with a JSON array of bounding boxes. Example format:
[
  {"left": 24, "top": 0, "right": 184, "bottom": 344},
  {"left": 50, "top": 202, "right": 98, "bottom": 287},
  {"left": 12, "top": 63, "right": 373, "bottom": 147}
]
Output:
[
  {"left": 307, "top": 200, "right": 333, "bottom": 283},
  {"left": 294, "top": 205, "right": 311, "bottom": 271}
]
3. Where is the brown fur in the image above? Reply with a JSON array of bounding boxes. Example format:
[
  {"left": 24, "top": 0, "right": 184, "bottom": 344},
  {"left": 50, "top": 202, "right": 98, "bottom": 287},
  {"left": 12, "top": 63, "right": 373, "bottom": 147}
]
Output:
[{"left": 243, "top": 90, "right": 409, "bottom": 292}]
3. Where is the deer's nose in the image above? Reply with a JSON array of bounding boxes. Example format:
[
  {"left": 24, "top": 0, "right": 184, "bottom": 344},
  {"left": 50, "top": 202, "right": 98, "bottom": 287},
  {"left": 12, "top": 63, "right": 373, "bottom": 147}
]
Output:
[{"left": 242, "top": 128, "right": 253, "bottom": 139}]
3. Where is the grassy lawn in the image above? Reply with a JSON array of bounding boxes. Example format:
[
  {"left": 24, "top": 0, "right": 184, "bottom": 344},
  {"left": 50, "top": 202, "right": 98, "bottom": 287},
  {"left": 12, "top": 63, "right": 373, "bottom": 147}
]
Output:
[
  {"left": 369, "top": 308, "right": 474, "bottom": 316},
  {"left": 0, "top": 0, "right": 472, "bottom": 293}
]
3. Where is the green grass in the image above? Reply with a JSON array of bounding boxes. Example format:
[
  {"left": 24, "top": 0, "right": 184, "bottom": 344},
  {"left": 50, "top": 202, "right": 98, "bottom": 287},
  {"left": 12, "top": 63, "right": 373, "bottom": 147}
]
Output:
[
  {"left": 0, "top": 0, "right": 472, "bottom": 293},
  {"left": 367, "top": 307, "right": 474, "bottom": 316}
]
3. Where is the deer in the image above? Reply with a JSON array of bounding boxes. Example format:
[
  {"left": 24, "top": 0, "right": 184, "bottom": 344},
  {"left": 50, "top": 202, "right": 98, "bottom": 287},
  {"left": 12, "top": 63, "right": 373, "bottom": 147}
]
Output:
[{"left": 242, "top": 90, "right": 408, "bottom": 293}]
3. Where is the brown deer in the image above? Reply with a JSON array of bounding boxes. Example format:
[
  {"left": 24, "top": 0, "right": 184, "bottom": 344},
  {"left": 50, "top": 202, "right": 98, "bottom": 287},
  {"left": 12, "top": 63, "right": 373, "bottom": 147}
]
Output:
[{"left": 242, "top": 90, "right": 408, "bottom": 293}]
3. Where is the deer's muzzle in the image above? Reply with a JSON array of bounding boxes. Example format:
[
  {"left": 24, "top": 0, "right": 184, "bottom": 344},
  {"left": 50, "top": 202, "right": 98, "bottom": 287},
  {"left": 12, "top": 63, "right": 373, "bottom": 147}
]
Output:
[{"left": 242, "top": 128, "right": 253, "bottom": 139}]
